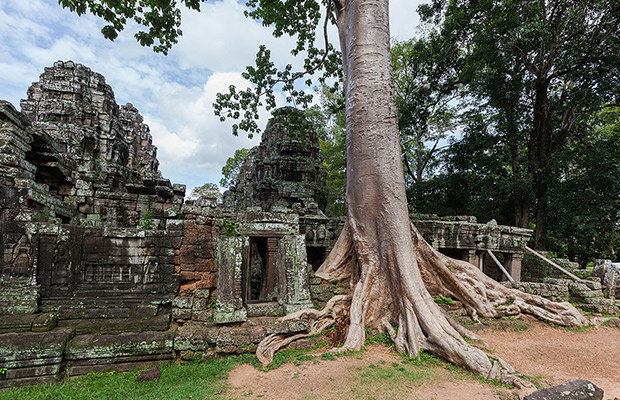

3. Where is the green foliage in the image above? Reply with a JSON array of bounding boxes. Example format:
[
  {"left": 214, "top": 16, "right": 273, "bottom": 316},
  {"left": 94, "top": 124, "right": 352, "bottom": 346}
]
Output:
[
  {"left": 403, "top": 350, "right": 512, "bottom": 388},
  {"left": 191, "top": 182, "right": 220, "bottom": 199},
  {"left": 60, "top": 0, "right": 342, "bottom": 139},
  {"left": 255, "top": 347, "right": 322, "bottom": 371},
  {"left": 219, "top": 148, "right": 250, "bottom": 189},
  {"left": 433, "top": 296, "right": 455, "bottom": 305},
  {"left": 408, "top": 114, "right": 518, "bottom": 225},
  {"left": 209, "top": 298, "right": 218, "bottom": 309},
  {"left": 307, "top": 84, "right": 347, "bottom": 216},
  {"left": 0, "top": 356, "right": 239, "bottom": 400},
  {"left": 562, "top": 324, "right": 594, "bottom": 333},
  {"left": 219, "top": 217, "right": 239, "bottom": 237},
  {"left": 214, "top": 0, "right": 342, "bottom": 138},
  {"left": 32, "top": 209, "right": 52, "bottom": 223},
  {"left": 138, "top": 210, "right": 155, "bottom": 230},
  {"left": 321, "top": 352, "right": 336, "bottom": 361},
  {"left": 418, "top": 0, "right": 620, "bottom": 249},
  {"left": 365, "top": 332, "right": 392, "bottom": 346},
  {"left": 392, "top": 35, "right": 461, "bottom": 187},
  {"left": 57, "top": 0, "right": 204, "bottom": 55},
  {"left": 546, "top": 108, "right": 620, "bottom": 263}
]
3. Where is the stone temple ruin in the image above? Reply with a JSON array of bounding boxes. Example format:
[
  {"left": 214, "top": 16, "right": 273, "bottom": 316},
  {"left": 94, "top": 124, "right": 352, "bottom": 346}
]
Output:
[{"left": 1, "top": 62, "right": 618, "bottom": 389}]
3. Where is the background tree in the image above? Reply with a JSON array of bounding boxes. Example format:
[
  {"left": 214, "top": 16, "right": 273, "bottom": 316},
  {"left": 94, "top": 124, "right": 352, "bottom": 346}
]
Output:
[
  {"left": 410, "top": 112, "right": 517, "bottom": 225},
  {"left": 307, "top": 85, "right": 347, "bottom": 216},
  {"left": 191, "top": 182, "right": 220, "bottom": 199},
  {"left": 392, "top": 36, "right": 460, "bottom": 191},
  {"left": 546, "top": 108, "right": 620, "bottom": 263},
  {"left": 60, "top": 0, "right": 586, "bottom": 384},
  {"left": 220, "top": 148, "right": 250, "bottom": 189},
  {"left": 421, "top": 0, "right": 620, "bottom": 249}
]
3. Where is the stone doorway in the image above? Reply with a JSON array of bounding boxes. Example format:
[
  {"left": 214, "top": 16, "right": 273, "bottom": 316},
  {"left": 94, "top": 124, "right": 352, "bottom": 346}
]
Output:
[
  {"left": 245, "top": 237, "right": 279, "bottom": 303},
  {"left": 306, "top": 246, "right": 326, "bottom": 272}
]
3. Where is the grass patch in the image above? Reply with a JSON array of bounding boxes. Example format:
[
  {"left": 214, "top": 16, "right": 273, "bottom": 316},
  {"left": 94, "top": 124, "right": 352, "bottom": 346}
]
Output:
[
  {"left": 401, "top": 351, "right": 512, "bottom": 389},
  {"left": 562, "top": 324, "right": 594, "bottom": 333},
  {"left": 434, "top": 296, "right": 456, "bottom": 305},
  {"left": 0, "top": 356, "right": 241, "bottom": 400},
  {"left": 331, "top": 351, "right": 449, "bottom": 398},
  {"left": 0, "top": 345, "right": 336, "bottom": 400},
  {"left": 512, "top": 322, "right": 530, "bottom": 332},
  {"left": 520, "top": 374, "right": 546, "bottom": 389},
  {"left": 262, "top": 348, "right": 312, "bottom": 371}
]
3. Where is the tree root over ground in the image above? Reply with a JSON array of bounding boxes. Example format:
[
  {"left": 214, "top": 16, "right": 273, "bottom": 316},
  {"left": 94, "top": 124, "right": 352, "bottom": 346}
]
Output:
[{"left": 256, "top": 221, "right": 587, "bottom": 388}]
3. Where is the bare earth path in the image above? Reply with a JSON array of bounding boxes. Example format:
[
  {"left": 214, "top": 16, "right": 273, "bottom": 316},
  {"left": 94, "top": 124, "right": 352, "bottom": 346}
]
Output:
[
  {"left": 480, "top": 320, "right": 620, "bottom": 398},
  {"left": 227, "top": 319, "right": 620, "bottom": 400}
]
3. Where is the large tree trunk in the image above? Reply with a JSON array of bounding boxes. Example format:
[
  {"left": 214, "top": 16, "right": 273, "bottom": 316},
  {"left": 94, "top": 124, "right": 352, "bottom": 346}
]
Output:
[
  {"left": 257, "top": 0, "right": 586, "bottom": 385},
  {"left": 531, "top": 78, "right": 552, "bottom": 249},
  {"left": 512, "top": 145, "right": 530, "bottom": 229}
]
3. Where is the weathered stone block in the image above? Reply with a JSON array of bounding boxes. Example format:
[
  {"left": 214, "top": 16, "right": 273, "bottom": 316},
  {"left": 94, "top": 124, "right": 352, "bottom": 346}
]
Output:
[
  {"left": 524, "top": 379, "right": 603, "bottom": 400},
  {"left": 66, "top": 330, "right": 175, "bottom": 361},
  {"left": 31, "top": 313, "right": 58, "bottom": 332},
  {"left": 246, "top": 302, "right": 284, "bottom": 317},
  {"left": 137, "top": 368, "right": 161, "bottom": 382},
  {"left": 0, "top": 328, "right": 73, "bottom": 389}
]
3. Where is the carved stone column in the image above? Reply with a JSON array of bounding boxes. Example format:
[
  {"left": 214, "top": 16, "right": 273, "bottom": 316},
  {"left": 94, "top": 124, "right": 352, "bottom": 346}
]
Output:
[{"left": 215, "top": 236, "right": 248, "bottom": 323}]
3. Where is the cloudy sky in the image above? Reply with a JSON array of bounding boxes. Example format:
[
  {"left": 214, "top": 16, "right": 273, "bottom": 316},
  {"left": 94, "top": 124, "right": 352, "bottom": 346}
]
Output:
[{"left": 0, "top": 0, "right": 424, "bottom": 193}]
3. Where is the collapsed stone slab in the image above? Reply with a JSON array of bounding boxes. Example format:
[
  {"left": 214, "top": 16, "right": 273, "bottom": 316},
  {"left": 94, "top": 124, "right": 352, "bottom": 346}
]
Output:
[{"left": 524, "top": 379, "right": 603, "bottom": 400}]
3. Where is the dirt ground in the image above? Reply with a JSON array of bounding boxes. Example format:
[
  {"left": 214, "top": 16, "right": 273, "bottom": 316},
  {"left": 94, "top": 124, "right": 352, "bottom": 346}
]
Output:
[
  {"left": 227, "top": 318, "right": 620, "bottom": 400},
  {"left": 481, "top": 318, "right": 620, "bottom": 398}
]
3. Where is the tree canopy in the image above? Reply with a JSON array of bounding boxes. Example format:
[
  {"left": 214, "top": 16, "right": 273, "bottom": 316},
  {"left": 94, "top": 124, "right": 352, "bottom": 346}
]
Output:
[
  {"left": 57, "top": 0, "right": 203, "bottom": 54},
  {"left": 191, "top": 182, "right": 220, "bottom": 199},
  {"left": 219, "top": 148, "right": 250, "bottom": 189},
  {"left": 392, "top": 35, "right": 460, "bottom": 185},
  {"left": 420, "top": 0, "right": 620, "bottom": 248}
]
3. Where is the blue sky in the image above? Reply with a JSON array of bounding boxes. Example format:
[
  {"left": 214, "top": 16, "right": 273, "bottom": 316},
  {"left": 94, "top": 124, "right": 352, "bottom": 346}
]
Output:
[{"left": 0, "top": 0, "right": 423, "bottom": 194}]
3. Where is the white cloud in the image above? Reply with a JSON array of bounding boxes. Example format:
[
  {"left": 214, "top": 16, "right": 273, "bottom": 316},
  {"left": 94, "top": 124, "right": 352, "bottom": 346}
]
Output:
[
  {"left": 142, "top": 72, "right": 262, "bottom": 189},
  {"left": 390, "top": 0, "right": 423, "bottom": 41},
  {"left": 171, "top": 0, "right": 300, "bottom": 72}
]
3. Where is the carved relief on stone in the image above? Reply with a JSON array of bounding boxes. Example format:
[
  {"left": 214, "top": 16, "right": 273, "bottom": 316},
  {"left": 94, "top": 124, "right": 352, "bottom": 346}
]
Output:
[{"left": 10, "top": 235, "right": 33, "bottom": 278}]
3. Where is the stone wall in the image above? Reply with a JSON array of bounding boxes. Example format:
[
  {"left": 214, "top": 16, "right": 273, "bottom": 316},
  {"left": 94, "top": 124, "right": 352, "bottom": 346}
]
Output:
[
  {"left": 591, "top": 259, "right": 620, "bottom": 299},
  {"left": 520, "top": 252, "right": 581, "bottom": 282},
  {"left": 172, "top": 198, "right": 219, "bottom": 324},
  {"left": 0, "top": 62, "right": 328, "bottom": 390},
  {"left": 508, "top": 277, "right": 620, "bottom": 315}
]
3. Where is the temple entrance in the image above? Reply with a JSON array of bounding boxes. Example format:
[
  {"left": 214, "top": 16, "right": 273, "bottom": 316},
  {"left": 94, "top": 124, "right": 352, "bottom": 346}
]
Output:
[
  {"left": 306, "top": 246, "right": 326, "bottom": 272},
  {"left": 244, "top": 237, "right": 279, "bottom": 303}
]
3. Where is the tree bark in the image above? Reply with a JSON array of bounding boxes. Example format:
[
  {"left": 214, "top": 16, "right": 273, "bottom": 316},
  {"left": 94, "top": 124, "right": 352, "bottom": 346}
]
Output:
[
  {"left": 512, "top": 147, "right": 530, "bottom": 229},
  {"left": 257, "top": 0, "right": 586, "bottom": 385},
  {"left": 531, "top": 78, "right": 552, "bottom": 249}
]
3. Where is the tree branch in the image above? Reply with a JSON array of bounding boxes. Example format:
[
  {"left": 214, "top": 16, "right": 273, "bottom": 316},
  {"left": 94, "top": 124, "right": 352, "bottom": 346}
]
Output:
[{"left": 401, "top": 143, "right": 417, "bottom": 183}]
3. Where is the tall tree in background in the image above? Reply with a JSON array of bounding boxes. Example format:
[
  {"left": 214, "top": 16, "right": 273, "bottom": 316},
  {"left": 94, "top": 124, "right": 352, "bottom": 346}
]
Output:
[
  {"left": 307, "top": 85, "right": 347, "bottom": 216},
  {"left": 422, "top": 0, "right": 620, "bottom": 249},
  {"left": 547, "top": 108, "right": 620, "bottom": 263},
  {"left": 392, "top": 36, "right": 460, "bottom": 190},
  {"left": 411, "top": 111, "right": 518, "bottom": 225},
  {"left": 60, "top": 0, "right": 586, "bottom": 383},
  {"left": 191, "top": 182, "right": 220, "bottom": 199},
  {"left": 220, "top": 148, "right": 250, "bottom": 189}
]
